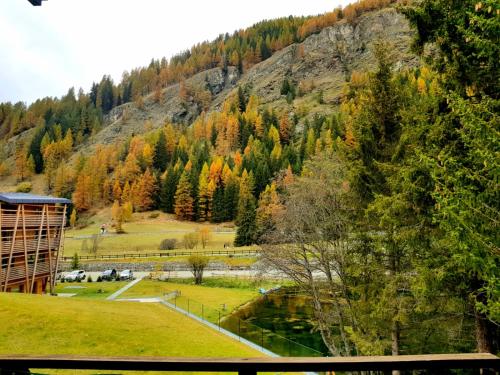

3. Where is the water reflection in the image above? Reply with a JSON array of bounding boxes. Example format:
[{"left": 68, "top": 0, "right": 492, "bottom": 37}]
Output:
[{"left": 221, "top": 288, "right": 329, "bottom": 356}]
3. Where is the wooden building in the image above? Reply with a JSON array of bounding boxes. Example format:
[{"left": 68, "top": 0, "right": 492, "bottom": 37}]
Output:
[{"left": 0, "top": 193, "right": 70, "bottom": 294}]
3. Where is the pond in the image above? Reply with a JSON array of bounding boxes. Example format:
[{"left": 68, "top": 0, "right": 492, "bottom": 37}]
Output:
[{"left": 221, "top": 288, "right": 329, "bottom": 357}]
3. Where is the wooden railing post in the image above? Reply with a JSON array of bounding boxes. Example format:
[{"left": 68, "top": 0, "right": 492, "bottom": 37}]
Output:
[{"left": 0, "top": 367, "right": 31, "bottom": 375}]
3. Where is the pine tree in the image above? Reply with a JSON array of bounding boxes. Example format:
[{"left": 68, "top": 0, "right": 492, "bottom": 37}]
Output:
[
  {"left": 234, "top": 194, "right": 256, "bottom": 246},
  {"left": 223, "top": 177, "right": 239, "bottom": 221},
  {"left": 160, "top": 167, "right": 180, "bottom": 213},
  {"left": 211, "top": 185, "right": 226, "bottom": 223},
  {"left": 234, "top": 170, "right": 257, "bottom": 246},
  {"left": 174, "top": 171, "right": 194, "bottom": 220},
  {"left": 153, "top": 131, "right": 168, "bottom": 171}
]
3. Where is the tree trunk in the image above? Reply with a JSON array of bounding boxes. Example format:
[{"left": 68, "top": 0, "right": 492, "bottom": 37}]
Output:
[
  {"left": 475, "top": 310, "right": 493, "bottom": 353},
  {"left": 472, "top": 276, "right": 499, "bottom": 354},
  {"left": 391, "top": 319, "right": 400, "bottom": 375}
]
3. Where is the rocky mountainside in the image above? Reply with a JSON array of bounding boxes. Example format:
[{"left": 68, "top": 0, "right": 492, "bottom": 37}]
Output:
[
  {"left": 3, "top": 7, "right": 417, "bottom": 160},
  {"left": 82, "top": 7, "right": 416, "bottom": 151}
]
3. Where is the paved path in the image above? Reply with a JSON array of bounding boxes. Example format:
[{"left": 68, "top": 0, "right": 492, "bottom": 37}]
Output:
[
  {"left": 106, "top": 277, "right": 143, "bottom": 300},
  {"left": 116, "top": 297, "right": 162, "bottom": 303}
]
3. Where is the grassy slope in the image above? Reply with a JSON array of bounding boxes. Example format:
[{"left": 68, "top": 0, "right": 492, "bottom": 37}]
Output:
[
  {"left": 0, "top": 293, "right": 261, "bottom": 358},
  {"left": 122, "top": 279, "right": 258, "bottom": 309}
]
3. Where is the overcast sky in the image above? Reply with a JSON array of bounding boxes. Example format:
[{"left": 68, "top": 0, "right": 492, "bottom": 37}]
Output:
[{"left": 0, "top": 0, "right": 352, "bottom": 104}]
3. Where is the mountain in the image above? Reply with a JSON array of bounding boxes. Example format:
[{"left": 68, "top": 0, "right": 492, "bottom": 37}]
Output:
[
  {"left": 1, "top": 6, "right": 415, "bottom": 162},
  {"left": 82, "top": 7, "right": 416, "bottom": 151}
]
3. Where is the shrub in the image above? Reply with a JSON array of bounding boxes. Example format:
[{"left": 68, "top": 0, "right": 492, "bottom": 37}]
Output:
[
  {"left": 60, "top": 277, "right": 65, "bottom": 283},
  {"left": 96, "top": 276, "right": 102, "bottom": 282},
  {"left": 183, "top": 232, "right": 199, "bottom": 249},
  {"left": 160, "top": 238, "right": 177, "bottom": 250},
  {"left": 87, "top": 275, "right": 93, "bottom": 283},
  {"left": 187, "top": 255, "right": 209, "bottom": 285},
  {"left": 16, "top": 181, "right": 32, "bottom": 193}
]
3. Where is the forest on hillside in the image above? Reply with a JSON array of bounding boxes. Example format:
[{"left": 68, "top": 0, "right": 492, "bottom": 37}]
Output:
[
  {"left": 0, "top": 0, "right": 498, "bottom": 358},
  {"left": 0, "top": 0, "right": 399, "bottom": 140}
]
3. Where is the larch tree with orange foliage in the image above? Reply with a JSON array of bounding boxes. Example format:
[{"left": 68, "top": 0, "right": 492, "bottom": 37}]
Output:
[
  {"left": 279, "top": 113, "right": 291, "bottom": 144},
  {"left": 174, "top": 170, "right": 194, "bottom": 220},
  {"left": 197, "top": 163, "right": 212, "bottom": 221},
  {"left": 72, "top": 173, "right": 93, "bottom": 211},
  {"left": 132, "top": 168, "right": 156, "bottom": 211}
]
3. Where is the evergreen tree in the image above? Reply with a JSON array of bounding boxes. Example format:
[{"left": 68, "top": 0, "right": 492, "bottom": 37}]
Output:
[
  {"left": 160, "top": 167, "right": 180, "bottom": 213},
  {"left": 211, "top": 185, "right": 225, "bottom": 223},
  {"left": 403, "top": 0, "right": 500, "bottom": 352},
  {"left": 234, "top": 170, "right": 257, "bottom": 246},
  {"left": 223, "top": 177, "right": 239, "bottom": 221},
  {"left": 153, "top": 131, "right": 168, "bottom": 171},
  {"left": 234, "top": 194, "right": 256, "bottom": 246}
]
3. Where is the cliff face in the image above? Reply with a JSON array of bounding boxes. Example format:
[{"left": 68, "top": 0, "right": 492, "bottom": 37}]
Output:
[
  {"left": 94, "top": 8, "right": 415, "bottom": 147},
  {"left": 215, "top": 7, "right": 417, "bottom": 115},
  {"left": 5, "top": 7, "right": 417, "bottom": 157}
]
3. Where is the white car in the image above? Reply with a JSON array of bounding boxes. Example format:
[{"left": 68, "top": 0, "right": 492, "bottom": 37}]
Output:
[
  {"left": 65, "top": 270, "right": 86, "bottom": 282},
  {"left": 119, "top": 269, "right": 134, "bottom": 280}
]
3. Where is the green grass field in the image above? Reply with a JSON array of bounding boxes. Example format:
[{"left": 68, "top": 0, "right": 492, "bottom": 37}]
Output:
[
  {"left": 63, "top": 209, "right": 251, "bottom": 256},
  {"left": 121, "top": 278, "right": 279, "bottom": 323},
  {"left": 54, "top": 281, "right": 128, "bottom": 299},
  {"left": 0, "top": 293, "right": 261, "bottom": 360}
]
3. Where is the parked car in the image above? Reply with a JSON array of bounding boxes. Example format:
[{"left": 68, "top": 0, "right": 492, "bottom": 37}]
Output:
[
  {"left": 119, "top": 269, "right": 134, "bottom": 280},
  {"left": 65, "top": 270, "right": 86, "bottom": 282},
  {"left": 100, "top": 269, "right": 117, "bottom": 281}
]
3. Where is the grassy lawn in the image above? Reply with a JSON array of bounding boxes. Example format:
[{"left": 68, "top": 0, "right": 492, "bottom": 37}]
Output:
[
  {"left": 64, "top": 209, "right": 250, "bottom": 256},
  {"left": 0, "top": 293, "right": 262, "bottom": 360},
  {"left": 54, "top": 281, "right": 128, "bottom": 299},
  {"left": 121, "top": 278, "right": 281, "bottom": 323}
]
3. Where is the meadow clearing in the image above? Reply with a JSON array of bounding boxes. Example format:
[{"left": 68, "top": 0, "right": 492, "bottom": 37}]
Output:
[{"left": 63, "top": 209, "right": 252, "bottom": 256}]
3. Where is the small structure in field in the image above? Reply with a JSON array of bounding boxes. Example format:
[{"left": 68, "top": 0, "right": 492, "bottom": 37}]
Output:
[{"left": 0, "top": 193, "right": 71, "bottom": 294}]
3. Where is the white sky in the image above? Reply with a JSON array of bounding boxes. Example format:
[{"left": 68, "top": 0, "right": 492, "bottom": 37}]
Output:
[{"left": 0, "top": 0, "right": 352, "bottom": 104}]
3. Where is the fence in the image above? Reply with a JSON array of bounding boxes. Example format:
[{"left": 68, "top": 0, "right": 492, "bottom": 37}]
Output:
[
  {"left": 61, "top": 249, "right": 258, "bottom": 262},
  {"left": 147, "top": 291, "right": 324, "bottom": 357}
]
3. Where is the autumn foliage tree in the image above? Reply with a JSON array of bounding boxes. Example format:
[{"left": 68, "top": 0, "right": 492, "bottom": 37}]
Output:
[{"left": 174, "top": 170, "right": 194, "bottom": 220}]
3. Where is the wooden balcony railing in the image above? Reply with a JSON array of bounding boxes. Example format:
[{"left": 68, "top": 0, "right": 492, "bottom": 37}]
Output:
[{"left": 0, "top": 353, "right": 498, "bottom": 374}]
